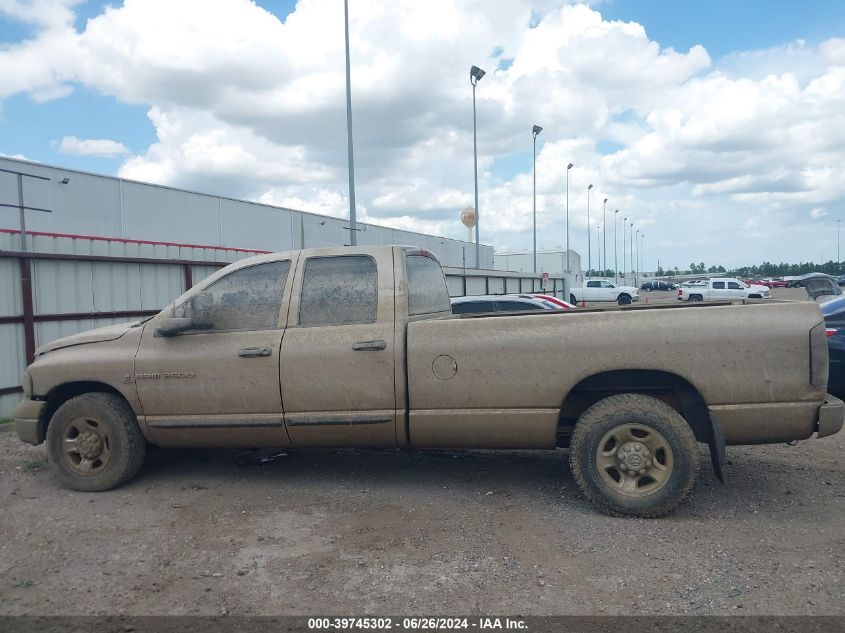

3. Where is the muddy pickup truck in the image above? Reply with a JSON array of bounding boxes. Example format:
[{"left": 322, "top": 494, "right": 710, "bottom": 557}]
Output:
[{"left": 14, "top": 246, "right": 844, "bottom": 517}]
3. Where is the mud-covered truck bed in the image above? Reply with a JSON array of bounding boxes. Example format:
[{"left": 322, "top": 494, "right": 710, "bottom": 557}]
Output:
[{"left": 14, "top": 246, "right": 843, "bottom": 517}]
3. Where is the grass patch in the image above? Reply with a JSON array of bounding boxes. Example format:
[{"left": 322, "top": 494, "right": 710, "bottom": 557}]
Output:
[
  {"left": 0, "top": 417, "right": 12, "bottom": 425},
  {"left": 23, "top": 458, "right": 47, "bottom": 472}
]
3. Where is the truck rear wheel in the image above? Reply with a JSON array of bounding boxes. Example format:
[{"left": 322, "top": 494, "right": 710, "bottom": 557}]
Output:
[
  {"left": 570, "top": 294, "right": 577, "bottom": 305},
  {"left": 690, "top": 294, "right": 703, "bottom": 301},
  {"left": 46, "top": 392, "right": 146, "bottom": 492},
  {"left": 569, "top": 393, "right": 699, "bottom": 518}
]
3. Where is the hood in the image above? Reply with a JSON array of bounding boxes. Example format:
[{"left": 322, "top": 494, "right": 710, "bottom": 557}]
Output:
[
  {"left": 36, "top": 321, "right": 138, "bottom": 356},
  {"left": 749, "top": 284, "right": 770, "bottom": 293},
  {"left": 619, "top": 286, "right": 639, "bottom": 293}
]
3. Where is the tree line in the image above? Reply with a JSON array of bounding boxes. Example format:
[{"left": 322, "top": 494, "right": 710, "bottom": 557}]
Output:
[{"left": 655, "top": 261, "right": 843, "bottom": 278}]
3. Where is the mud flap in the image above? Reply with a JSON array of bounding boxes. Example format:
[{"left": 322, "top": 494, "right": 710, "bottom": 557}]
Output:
[{"left": 708, "top": 414, "right": 726, "bottom": 483}]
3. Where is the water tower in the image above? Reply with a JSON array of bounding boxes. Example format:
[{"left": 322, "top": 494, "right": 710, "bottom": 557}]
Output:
[{"left": 460, "top": 206, "right": 477, "bottom": 243}]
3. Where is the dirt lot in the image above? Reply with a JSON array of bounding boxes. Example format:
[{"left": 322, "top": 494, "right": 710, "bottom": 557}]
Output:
[{"left": 1, "top": 422, "right": 843, "bottom": 616}]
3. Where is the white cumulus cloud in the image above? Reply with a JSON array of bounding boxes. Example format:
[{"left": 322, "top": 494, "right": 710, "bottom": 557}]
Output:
[
  {"left": 56, "top": 136, "right": 130, "bottom": 157},
  {"left": 1, "top": 0, "right": 844, "bottom": 267}
]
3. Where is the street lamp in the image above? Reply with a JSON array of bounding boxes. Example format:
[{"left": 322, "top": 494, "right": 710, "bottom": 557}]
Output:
[
  {"left": 587, "top": 184, "right": 593, "bottom": 275},
  {"left": 566, "top": 162, "right": 573, "bottom": 273},
  {"left": 614, "top": 210, "right": 619, "bottom": 282},
  {"left": 641, "top": 233, "right": 646, "bottom": 282},
  {"left": 596, "top": 225, "right": 601, "bottom": 276},
  {"left": 470, "top": 65, "right": 485, "bottom": 267},
  {"left": 532, "top": 124, "right": 543, "bottom": 273},
  {"left": 629, "top": 221, "right": 634, "bottom": 281},
  {"left": 622, "top": 216, "right": 627, "bottom": 283},
  {"left": 635, "top": 228, "right": 640, "bottom": 286},
  {"left": 602, "top": 197, "right": 608, "bottom": 277}
]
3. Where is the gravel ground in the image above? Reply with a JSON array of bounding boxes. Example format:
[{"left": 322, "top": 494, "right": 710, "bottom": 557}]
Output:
[{"left": 1, "top": 425, "right": 843, "bottom": 616}]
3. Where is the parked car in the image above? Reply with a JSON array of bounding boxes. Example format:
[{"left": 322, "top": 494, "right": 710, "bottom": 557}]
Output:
[
  {"left": 803, "top": 276, "right": 845, "bottom": 397},
  {"left": 570, "top": 279, "right": 640, "bottom": 305},
  {"left": 13, "top": 245, "right": 843, "bottom": 517},
  {"left": 677, "top": 278, "right": 770, "bottom": 301},
  {"left": 520, "top": 293, "right": 575, "bottom": 309},
  {"left": 837, "top": 275, "right": 845, "bottom": 287},
  {"left": 641, "top": 281, "right": 677, "bottom": 292},
  {"left": 451, "top": 294, "right": 557, "bottom": 314},
  {"left": 790, "top": 273, "right": 842, "bottom": 300}
]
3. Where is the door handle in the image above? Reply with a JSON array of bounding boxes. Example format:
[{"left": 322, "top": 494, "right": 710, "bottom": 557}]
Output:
[
  {"left": 238, "top": 347, "right": 272, "bottom": 358},
  {"left": 352, "top": 340, "right": 387, "bottom": 351}
]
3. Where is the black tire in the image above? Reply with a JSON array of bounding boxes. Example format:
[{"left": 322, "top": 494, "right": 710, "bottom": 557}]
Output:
[
  {"left": 690, "top": 294, "right": 703, "bottom": 302},
  {"left": 46, "top": 392, "right": 146, "bottom": 492},
  {"left": 569, "top": 393, "right": 699, "bottom": 518},
  {"left": 570, "top": 294, "right": 577, "bottom": 305},
  {"left": 617, "top": 294, "right": 632, "bottom": 305},
  {"left": 748, "top": 294, "right": 761, "bottom": 299}
]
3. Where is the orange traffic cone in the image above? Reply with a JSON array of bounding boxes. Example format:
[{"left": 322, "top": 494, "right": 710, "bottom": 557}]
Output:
[{"left": 644, "top": 295, "right": 649, "bottom": 304}]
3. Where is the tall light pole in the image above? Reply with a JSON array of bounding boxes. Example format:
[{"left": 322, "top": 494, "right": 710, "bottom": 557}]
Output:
[
  {"left": 614, "top": 209, "right": 619, "bottom": 282},
  {"left": 343, "top": 0, "right": 357, "bottom": 245},
  {"left": 622, "top": 217, "right": 627, "bottom": 283},
  {"left": 596, "top": 225, "right": 601, "bottom": 275},
  {"left": 837, "top": 218, "right": 841, "bottom": 271},
  {"left": 587, "top": 184, "right": 593, "bottom": 276},
  {"left": 602, "top": 197, "right": 608, "bottom": 277},
  {"left": 629, "top": 221, "right": 634, "bottom": 281},
  {"left": 641, "top": 233, "right": 646, "bottom": 281},
  {"left": 470, "top": 65, "right": 485, "bottom": 267},
  {"left": 635, "top": 228, "right": 640, "bottom": 286},
  {"left": 532, "top": 125, "right": 543, "bottom": 273},
  {"left": 566, "top": 162, "right": 573, "bottom": 273}
]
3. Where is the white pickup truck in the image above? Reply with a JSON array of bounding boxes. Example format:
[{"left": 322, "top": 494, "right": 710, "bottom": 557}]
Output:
[
  {"left": 677, "top": 278, "right": 770, "bottom": 302},
  {"left": 570, "top": 279, "right": 640, "bottom": 305}
]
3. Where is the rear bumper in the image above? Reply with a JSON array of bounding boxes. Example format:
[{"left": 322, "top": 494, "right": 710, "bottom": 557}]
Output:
[
  {"left": 818, "top": 394, "right": 844, "bottom": 439},
  {"left": 14, "top": 398, "right": 46, "bottom": 445}
]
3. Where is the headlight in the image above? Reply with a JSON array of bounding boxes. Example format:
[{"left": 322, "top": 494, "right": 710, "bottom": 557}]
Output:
[{"left": 22, "top": 371, "right": 33, "bottom": 397}]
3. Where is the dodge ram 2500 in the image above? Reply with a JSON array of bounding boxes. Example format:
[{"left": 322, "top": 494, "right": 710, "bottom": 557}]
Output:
[{"left": 14, "top": 246, "right": 843, "bottom": 517}]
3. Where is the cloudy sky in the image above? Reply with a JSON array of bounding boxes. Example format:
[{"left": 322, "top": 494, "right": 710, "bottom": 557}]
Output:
[{"left": 1, "top": 0, "right": 844, "bottom": 270}]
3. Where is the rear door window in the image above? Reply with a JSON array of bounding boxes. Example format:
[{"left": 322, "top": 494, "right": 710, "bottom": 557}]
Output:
[
  {"left": 712, "top": 281, "right": 725, "bottom": 289},
  {"left": 299, "top": 256, "right": 378, "bottom": 326}
]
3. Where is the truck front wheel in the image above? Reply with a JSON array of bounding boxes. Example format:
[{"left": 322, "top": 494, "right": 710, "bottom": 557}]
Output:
[
  {"left": 617, "top": 294, "right": 632, "bottom": 305},
  {"left": 569, "top": 393, "right": 699, "bottom": 518},
  {"left": 46, "top": 392, "right": 146, "bottom": 492}
]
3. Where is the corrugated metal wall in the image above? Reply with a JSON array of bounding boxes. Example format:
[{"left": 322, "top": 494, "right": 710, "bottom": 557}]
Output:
[{"left": 0, "top": 156, "right": 494, "bottom": 269}]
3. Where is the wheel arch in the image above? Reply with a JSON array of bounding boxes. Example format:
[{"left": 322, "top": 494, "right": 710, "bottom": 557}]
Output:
[
  {"left": 37, "top": 381, "right": 133, "bottom": 444},
  {"left": 558, "top": 369, "right": 724, "bottom": 481}
]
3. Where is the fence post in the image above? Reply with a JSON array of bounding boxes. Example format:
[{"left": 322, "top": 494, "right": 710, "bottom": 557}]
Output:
[{"left": 20, "top": 257, "right": 36, "bottom": 365}]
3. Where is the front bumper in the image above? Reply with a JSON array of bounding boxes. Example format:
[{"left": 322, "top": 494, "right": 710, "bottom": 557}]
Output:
[
  {"left": 818, "top": 394, "right": 844, "bottom": 439},
  {"left": 14, "top": 398, "right": 46, "bottom": 445}
]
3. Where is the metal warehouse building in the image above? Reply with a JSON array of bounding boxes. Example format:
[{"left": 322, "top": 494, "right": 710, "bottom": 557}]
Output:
[{"left": 0, "top": 156, "right": 573, "bottom": 417}]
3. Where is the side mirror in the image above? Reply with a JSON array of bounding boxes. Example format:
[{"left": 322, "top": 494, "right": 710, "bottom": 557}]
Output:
[
  {"left": 155, "top": 317, "right": 193, "bottom": 337},
  {"left": 155, "top": 291, "right": 214, "bottom": 337},
  {"left": 190, "top": 291, "right": 214, "bottom": 330}
]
